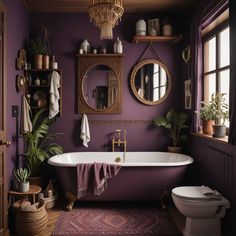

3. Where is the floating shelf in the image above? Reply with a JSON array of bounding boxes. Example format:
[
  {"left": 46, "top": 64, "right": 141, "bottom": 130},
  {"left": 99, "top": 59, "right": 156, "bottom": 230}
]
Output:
[{"left": 132, "top": 35, "right": 183, "bottom": 44}]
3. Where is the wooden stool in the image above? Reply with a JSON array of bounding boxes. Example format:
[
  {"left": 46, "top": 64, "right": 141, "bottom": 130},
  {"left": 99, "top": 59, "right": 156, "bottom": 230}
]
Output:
[{"left": 8, "top": 185, "right": 42, "bottom": 207}]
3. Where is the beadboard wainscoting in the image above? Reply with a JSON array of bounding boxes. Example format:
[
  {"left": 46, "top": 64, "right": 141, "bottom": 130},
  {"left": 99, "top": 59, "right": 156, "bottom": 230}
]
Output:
[{"left": 189, "top": 135, "right": 236, "bottom": 236}]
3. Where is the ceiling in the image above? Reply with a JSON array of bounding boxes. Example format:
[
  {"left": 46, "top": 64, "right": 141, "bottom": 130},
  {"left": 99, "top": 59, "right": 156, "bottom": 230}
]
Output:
[{"left": 23, "top": 0, "right": 198, "bottom": 13}]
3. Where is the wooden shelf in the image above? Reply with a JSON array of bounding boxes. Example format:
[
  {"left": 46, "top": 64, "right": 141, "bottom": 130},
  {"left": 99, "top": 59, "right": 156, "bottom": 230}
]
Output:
[
  {"left": 29, "top": 85, "right": 49, "bottom": 88},
  {"left": 132, "top": 35, "right": 183, "bottom": 44},
  {"left": 26, "top": 69, "right": 61, "bottom": 72},
  {"left": 77, "top": 53, "right": 125, "bottom": 57}
]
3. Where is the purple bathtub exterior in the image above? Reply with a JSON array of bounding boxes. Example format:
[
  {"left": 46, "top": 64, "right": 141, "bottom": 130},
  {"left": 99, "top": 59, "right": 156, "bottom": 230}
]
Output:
[{"left": 55, "top": 165, "right": 187, "bottom": 201}]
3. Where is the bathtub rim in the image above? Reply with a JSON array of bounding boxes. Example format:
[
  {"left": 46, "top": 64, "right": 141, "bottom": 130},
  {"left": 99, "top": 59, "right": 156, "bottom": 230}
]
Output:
[{"left": 47, "top": 151, "right": 194, "bottom": 167}]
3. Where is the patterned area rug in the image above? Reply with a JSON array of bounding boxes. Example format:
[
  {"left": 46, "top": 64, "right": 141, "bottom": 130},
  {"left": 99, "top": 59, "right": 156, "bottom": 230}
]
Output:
[{"left": 52, "top": 207, "right": 181, "bottom": 236}]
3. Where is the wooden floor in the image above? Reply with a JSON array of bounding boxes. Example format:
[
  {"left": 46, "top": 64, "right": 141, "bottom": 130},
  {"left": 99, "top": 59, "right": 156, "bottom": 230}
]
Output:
[{"left": 10, "top": 202, "right": 185, "bottom": 236}]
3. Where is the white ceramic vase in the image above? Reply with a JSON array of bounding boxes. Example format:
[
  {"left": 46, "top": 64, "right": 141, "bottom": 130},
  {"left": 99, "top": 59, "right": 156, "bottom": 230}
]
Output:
[
  {"left": 81, "top": 39, "right": 90, "bottom": 54},
  {"left": 136, "top": 19, "right": 146, "bottom": 36}
]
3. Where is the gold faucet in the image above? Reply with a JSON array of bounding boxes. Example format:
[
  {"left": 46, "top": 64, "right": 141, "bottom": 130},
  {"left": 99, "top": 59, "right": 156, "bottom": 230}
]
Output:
[{"left": 112, "top": 129, "right": 127, "bottom": 153}]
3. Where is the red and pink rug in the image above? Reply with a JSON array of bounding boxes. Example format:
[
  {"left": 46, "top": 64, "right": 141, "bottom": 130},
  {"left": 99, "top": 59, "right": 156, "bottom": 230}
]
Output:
[{"left": 52, "top": 207, "right": 181, "bottom": 235}]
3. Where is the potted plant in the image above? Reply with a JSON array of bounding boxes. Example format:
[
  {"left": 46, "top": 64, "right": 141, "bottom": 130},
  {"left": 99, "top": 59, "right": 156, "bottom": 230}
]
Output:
[
  {"left": 28, "top": 38, "right": 48, "bottom": 69},
  {"left": 14, "top": 168, "right": 30, "bottom": 192},
  {"left": 23, "top": 108, "right": 64, "bottom": 185},
  {"left": 153, "top": 109, "right": 188, "bottom": 153},
  {"left": 209, "top": 93, "right": 229, "bottom": 138},
  {"left": 199, "top": 102, "right": 215, "bottom": 135}
]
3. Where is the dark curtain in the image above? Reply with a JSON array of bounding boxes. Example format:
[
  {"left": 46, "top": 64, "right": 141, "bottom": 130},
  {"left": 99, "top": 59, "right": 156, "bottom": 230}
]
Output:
[
  {"left": 190, "top": 0, "right": 229, "bottom": 133},
  {"left": 190, "top": 12, "right": 203, "bottom": 133},
  {"left": 229, "top": 0, "right": 236, "bottom": 144}
]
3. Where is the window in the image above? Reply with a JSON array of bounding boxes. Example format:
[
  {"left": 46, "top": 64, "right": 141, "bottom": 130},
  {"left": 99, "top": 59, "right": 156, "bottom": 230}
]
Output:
[{"left": 203, "top": 23, "right": 230, "bottom": 127}]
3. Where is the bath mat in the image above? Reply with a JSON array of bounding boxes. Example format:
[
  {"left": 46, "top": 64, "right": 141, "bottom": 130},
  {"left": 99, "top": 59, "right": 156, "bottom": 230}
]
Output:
[{"left": 52, "top": 207, "right": 181, "bottom": 236}]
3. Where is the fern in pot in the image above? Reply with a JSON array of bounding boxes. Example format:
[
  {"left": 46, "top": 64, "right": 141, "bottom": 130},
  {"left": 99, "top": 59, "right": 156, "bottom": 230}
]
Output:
[
  {"left": 14, "top": 168, "right": 30, "bottom": 192},
  {"left": 23, "top": 108, "right": 64, "bottom": 185},
  {"left": 153, "top": 109, "right": 188, "bottom": 153},
  {"left": 28, "top": 38, "right": 48, "bottom": 69}
]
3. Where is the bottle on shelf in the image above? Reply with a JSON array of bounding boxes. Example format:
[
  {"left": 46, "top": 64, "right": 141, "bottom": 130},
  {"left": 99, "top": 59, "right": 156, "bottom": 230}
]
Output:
[
  {"left": 116, "top": 37, "right": 123, "bottom": 54},
  {"left": 51, "top": 55, "right": 58, "bottom": 69}
]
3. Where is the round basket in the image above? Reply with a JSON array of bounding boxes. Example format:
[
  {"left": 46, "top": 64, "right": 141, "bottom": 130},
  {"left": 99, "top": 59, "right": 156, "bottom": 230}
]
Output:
[{"left": 15, "top": 199, "right": 48, "bottom": 235}]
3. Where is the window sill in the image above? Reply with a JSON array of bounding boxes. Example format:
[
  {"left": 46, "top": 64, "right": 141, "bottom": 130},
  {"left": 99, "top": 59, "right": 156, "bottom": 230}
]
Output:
[{"left": 192, "top": 132, "right": 228, "bottom": 144}]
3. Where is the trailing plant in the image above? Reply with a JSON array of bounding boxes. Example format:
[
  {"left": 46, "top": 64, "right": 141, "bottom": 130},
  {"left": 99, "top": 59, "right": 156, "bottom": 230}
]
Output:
[
  {"left": 28, "top": 38, "right": 48, "bottom": 55},
  {"left": 14, "top": 168, "right": 30, "bottom": 183},
  {"left": 153, "top": 108, "right": 188, "bottom": 147},
  {"left": 24, "top": 108, "right": 64, "bottom": 177}
]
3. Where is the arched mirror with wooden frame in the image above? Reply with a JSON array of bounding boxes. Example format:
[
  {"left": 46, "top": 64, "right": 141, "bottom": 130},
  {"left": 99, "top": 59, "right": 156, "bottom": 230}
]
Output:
[
  {"left": 77, "top": 54, "right": 123, "bottom": 114},
  {"left": 130, "top": 59, "right": 172, "bottom": 105}
]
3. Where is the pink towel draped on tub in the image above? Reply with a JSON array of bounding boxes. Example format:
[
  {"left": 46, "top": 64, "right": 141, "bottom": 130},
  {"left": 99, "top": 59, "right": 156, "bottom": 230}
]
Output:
[{"left": 77, "top": 163, "right": 121, "bottom": 198}]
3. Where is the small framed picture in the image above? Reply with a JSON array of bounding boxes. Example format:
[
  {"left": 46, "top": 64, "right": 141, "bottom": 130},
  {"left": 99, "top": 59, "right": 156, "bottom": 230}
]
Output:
[{"left": 184, "top": 79, "right": 192, "bottom": 109}]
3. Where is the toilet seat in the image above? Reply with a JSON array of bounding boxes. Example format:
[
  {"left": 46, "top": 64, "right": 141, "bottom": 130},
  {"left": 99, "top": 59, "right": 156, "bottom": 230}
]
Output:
[{"left": 172, "top": 186, "right": 221, "bottom": 201}]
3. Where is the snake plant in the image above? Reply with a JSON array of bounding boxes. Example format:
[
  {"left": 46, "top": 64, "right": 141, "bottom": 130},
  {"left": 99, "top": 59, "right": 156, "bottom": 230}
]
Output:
[
  {"left": 23, "top": 108, "right": 64, "bottom": 177},
  {"left": 14, "top": 168, "right": 30, "bottom": 183}
]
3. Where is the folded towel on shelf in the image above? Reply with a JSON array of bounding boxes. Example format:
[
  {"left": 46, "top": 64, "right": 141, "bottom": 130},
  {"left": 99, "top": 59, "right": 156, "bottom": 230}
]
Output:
[
  {"left": 199, "top": 185, "right": 222, "bottom": 200},
  {"left": 49, "top": 71, "right": 60, "bottom": 119},
  {"left": 80, "top": 114, "right": 90, "bottom": 147},
  {"left": 21, "top": 96, "right": 32, "bottom": 134},
  {"left": 77, "top": 163, "right": 121, "bottom": 199}
]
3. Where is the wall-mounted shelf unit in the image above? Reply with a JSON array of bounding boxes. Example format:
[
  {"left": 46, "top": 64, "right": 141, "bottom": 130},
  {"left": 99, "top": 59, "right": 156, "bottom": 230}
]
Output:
[
  {"left": 132, "top": 35, "right": 183, "bottom": 44},
  {"left": 24, "top": 69, "right": 63, "bottom": 117}
]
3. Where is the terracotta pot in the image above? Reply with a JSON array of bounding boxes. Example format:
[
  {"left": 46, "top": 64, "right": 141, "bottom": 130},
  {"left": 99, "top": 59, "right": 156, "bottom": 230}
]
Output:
[
  {"left": 29, "top": 176, "right": 42, "bottom": 187},
  {"left": 202, "top": 120, "right": 215, "bottom": 135},
  {"left": 168, "top": 146, "right": 182, "bottom": 153},
  {"left": 34, "top": 54, "right": 43, "bottom": 69}
]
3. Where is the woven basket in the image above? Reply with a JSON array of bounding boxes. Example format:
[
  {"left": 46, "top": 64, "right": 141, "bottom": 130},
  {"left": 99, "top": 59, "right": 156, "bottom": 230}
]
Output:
[
  {"left": 15, "top": 199, "right": 48, "bottom": 235},
  {"left": 43, "top": 193, "right": 57, "bottom": 209}
]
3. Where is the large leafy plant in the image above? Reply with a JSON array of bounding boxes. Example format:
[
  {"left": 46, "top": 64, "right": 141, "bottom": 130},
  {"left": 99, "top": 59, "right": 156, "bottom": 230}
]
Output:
[
  {"left": 24, "top": 109, "right": 63, "bottom": 177},
  {"left": 153, "top": 109, "right": 188, "bottom": 147},
  {"left": 209, "top": 93, "right": 229, "bottom": 125}
]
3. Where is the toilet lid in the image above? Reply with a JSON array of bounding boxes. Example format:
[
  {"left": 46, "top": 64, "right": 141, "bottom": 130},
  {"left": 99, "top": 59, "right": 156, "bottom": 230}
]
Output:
[{"left": 172, "top": 186, "right": 214, "bottom": 200}]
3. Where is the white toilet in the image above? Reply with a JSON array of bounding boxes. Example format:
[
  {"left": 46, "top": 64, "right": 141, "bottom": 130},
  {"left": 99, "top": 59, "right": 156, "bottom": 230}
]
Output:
[{"left": 172, "top": 186, "right": 230, "bottom": 236}]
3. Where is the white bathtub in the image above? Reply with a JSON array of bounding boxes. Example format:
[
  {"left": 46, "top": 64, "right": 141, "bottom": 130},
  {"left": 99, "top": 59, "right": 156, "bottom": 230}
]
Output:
[
  {"left": 48, "top": 151, "right": 193, "bottom": 167},
  {"left": 48, "top": 152, "right": 193, "bottom": 201}
]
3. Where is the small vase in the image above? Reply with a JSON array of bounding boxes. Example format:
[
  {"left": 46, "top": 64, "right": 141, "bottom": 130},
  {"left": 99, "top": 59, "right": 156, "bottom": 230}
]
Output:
[
  {"left": 136, "top": 19, "right": 146, "bottom": 36},
  {"left": 43, "top": 55, "right": 49, "bottom": 69},
  {"left": 34, "top": 55, "right": 43, "bottom": 69},
  {"left": 163, "top": 24, "right": 172, "bottom": 36},
  {"left": 116, "top": 37, "right": 123, "bottom": 54},
  {"left": 81, "top": 39, "right": 90, "bottom": 54}
]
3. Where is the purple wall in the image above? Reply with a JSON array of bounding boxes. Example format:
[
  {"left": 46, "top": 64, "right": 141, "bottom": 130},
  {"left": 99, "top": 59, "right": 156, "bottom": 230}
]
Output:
[
  {"left": 3, "top": 0, "right": 29, "bottom": 184},
  {"left": 29, "top": 13, "right": 183, "bottom": 153}
]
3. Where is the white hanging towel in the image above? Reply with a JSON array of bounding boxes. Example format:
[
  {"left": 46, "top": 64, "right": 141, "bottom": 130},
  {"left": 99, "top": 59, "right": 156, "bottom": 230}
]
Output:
[
  {"left": 21, "top": 96, "right": 32, "bottom": 133},
  {"left": 49, "top": 71, "right": 61, "bottom": 119},
  {"left": 80, "top": 114, "right": 90, "bottom": 148}
]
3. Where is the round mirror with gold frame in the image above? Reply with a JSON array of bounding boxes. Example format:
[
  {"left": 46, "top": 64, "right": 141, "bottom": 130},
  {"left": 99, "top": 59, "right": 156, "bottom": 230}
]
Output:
[{"left": 130, "top": 59, "right": 172, "bottom": 105}]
